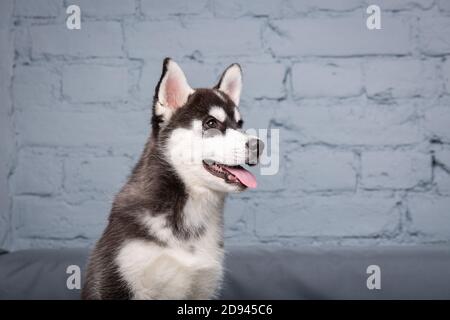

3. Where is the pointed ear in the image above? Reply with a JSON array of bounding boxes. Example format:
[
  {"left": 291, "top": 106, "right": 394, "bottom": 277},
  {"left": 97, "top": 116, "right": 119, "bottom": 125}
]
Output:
[
  {"left": 215, "top": 63, "right": 242, "bottom": 106},
  {"left": 154, "top": 58, "right": 193, "bottom": 120}
]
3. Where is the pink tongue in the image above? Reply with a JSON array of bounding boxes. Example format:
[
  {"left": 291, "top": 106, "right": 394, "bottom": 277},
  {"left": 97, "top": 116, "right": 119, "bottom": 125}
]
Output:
[{"left": 223, "top": 166, "right": 257, "bottom": 189}]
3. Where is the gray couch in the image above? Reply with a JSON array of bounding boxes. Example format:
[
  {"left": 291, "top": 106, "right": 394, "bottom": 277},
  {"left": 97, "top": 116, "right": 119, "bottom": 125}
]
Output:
[{"left": 1, "top": 246, "right": 450, "bottom": 299}]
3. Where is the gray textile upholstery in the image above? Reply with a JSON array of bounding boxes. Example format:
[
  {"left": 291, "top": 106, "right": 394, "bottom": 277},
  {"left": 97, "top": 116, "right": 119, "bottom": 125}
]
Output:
[{"left": 1, "top": 246, "right": 450, "bottom": 299}]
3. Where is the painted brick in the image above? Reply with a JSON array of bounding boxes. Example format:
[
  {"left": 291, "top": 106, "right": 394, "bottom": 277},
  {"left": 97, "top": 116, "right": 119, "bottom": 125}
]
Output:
[
  {"left": 443, "top": 59, "right": 450, "bottom": 94},
  {"left": 2, "top": 1, "right": 450, "bottom": 249},
  {"left": 286, "top": 147, "right": 356, "bottom": 191},
  {"left": 16, "top": 110, "right": 148, "bottom": 148},
  {"left": 293, "top": 61, "right": 362, "bottom": 98},
  {"left": 0, "top": 0, "right": 14, "bottom": 27},
  {"left": 365, "top": 59, "right": 439, "bottom": 98},
  {"left": 420, "top": 18, "right": 450, "bottom": 55},
  {"left": 373, "top": 0, "right": 434, "bottom": 10},
  {"left": 14, "top": 0, "right": 61, "bottom": 17},
  {"left": 134, "top": 61, "right": 162, "bottom": 102},
  {"left": 361, "top": 151, "right": 431, "bottom": 189},
  {"left": 423, "top": 105, "right": 450, "bottom": 143},
  {"left": 438, "top": 0, "right": 450, "bottom": 11},
  {"left": 13, "top": 197, "right": 109, "bottom": 239},
  {"left": 31, "top": 22, "right": 123, "bottom": 58},
  {"left": 243, "top": 63, "right": 285, "bottom": 99},
  {"left": 13, "top": 65, "right": 60, "bottom": 110},
  {"left": 13, "top": 149, "right": 63, "bottom": 195},
  {"left": 71, "top": 0, "right": 135, "bottom": 16},
  {"left": 176, "top": 61, "right": 220, "bottom": 89},
  {"left": 255, "top": 194, "right": 398, "bottom": 237},
  {"left": 141, "top": 0, "right": 208, "bottom": 16},
  {"left": 125, "top": 19, "right": 262, "bottom": 59},
  {"left": 212, "top": 0, "right": 283, "bottom": 18},
  {"left": 63, "top": 64, "right": 129, "bottom": 102},
  {"left": 265, "top": 17, "right": 411, "bottom": 57},
  {"left": 224, "top": 194, "right": 256, "bottom": 237},
  {"left": 239, "top": 100, "right": 276, "bottom": 131},
  {"left": 285, "top": 0, "right": 363, "bottom": 12},
  {"left": 408, "top": 195, "right": 450, "bottom": 238},
  {"left": 0, "top": 0, "right": 14, "bottom": 249},
  {"left": 434, "top": 149, "right": 450, "bottom": 195},
  {"left": 273, "top": 101, "right": 421, "bottom": 146},
  {"left": 64, "top": 156, "right": 132, "bottom": 196}
]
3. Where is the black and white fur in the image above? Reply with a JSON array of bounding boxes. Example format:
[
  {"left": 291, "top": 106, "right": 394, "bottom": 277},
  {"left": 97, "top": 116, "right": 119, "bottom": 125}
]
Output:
[{"left": 81, "top": 58, "right": 263, "bottom": 300}]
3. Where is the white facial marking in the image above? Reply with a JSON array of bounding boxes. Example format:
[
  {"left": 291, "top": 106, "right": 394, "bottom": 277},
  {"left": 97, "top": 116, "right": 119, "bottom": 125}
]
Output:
[
  {"left": 165, "top": 120, "right": 250, "bottom": 193},
  {"left": 209, "top": 106, "right": 227, "bottom": 123},
  {"left": 234, "top": 107, "right": 241, "bottom": 122}
]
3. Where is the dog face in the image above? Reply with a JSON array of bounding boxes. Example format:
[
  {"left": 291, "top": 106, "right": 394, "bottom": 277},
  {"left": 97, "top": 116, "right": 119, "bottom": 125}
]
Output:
[{"left": 151, "top": 58, "right": 264, "bottom": 193}]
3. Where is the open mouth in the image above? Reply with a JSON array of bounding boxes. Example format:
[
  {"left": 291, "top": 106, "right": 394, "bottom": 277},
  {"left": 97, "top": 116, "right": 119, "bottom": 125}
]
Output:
[{"left": 202, "top": 160, "right": 257, "bottom": 189}]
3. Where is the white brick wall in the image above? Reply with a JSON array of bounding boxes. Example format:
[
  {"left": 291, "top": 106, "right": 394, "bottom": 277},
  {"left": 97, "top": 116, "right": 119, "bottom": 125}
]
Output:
[
  {"left": 16, "top": 110, "right": 148, "bottom": 147},
  {"left": 419, "top": 18, "right": 450, "bottom": 55},
  {"left": 361, "top": 151, "right": 431, "bottom": 189},
  {"left": 255, "top": 194, "right": 399, "bottom": 238},
  {"left": 63, "top": 156, "right": 132, "bottom": 197},
  {"left": 285, "top": 147, "right": 357, "bottom": 191},
  {"left": 1, "top": 0, "right": 449, "bottom": 250},
  {"left": 13, "top": 65, "right": 60, "bottom": 110},
  {"left": 443, "top": 60, "right": 450, "bottom": 94},
  {"left": 14, "top": 0, "right": 60, "bottom": 17},
  {"left": 423, "top": 104, "right": 450, "bottom": 143},
  {"left": 364, "top": 59, "right": 439, "bottom": 98},
  {"left": 434, "top": 149, "right": 450, "bottom": 195},
  {"left": 31, "top": 22, "right": 124, "bottom": 58},
  {"left": 63, "top": 64, "right": 129, "bottom": 102},
  {"left": 408, "top": 195, "right": 450, "bottom": 239},
  {"left": 243, "top": 63, "right": 286, "bottom": 99},
  {"left": 141, "top": 0, "right": 209, "bottom": 17},
  {"left": 265, "top": 17, "right": 411, "bottom": 57},
  {"left": 0, "top": 0, "right": 15, "bottom": 248},
  {"left": 274, "top": 102, "right": 421, "bottom": 146},
  {"left": 13, "top": 197, "right": 109, "bottom": 239},
  {"left": 13, "top": 150, "right": 63, "bottom": 195},
  {"left": 71, "top": 0, "right": 136, "bottom": 17},
  {"left": 292, "top": 61, "right": 362, "bottom": 98},
  {"left": 285, "top": 0, "right": 363, "bottom": 13}
]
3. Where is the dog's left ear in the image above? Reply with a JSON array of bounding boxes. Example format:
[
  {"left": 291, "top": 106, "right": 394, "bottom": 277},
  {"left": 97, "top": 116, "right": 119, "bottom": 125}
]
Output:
[
  {"left": 154, "top": 58, "right": 193, "bottom": 123},
  {"left": 215, "top": 64, "right": 242, "bottom": 106}
]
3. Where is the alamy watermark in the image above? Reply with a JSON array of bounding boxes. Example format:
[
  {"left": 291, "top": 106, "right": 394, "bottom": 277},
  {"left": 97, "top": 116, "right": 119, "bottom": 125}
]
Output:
[{"left": 366, "top": 265, "right": 381, "bottom": 290}]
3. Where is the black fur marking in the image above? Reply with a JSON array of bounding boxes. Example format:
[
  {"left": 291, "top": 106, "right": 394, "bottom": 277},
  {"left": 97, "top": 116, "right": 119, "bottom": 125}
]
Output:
[{"left": 151, "top": 57, "right": 171, "bottom": 140}]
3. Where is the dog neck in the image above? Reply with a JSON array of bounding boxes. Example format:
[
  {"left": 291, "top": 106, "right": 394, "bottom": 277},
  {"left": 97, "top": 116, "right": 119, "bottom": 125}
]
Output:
[{"left": 116, "top": 141, "right": 226, "bottom": 240}]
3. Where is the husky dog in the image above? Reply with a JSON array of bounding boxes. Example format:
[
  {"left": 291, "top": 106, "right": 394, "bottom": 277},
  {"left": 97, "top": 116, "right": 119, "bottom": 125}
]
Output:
[{"left": 81, "top": 58, "right": 264, "bottom": 300}]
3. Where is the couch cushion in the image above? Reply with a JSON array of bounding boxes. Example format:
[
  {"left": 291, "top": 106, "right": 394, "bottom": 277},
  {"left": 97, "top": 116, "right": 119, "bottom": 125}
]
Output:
[{"left": 1, "top": 246, "right": 450, "bottom": 299}]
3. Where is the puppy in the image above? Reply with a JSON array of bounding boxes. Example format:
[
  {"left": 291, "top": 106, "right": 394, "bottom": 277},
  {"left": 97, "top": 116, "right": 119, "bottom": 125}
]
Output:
[{"left": 82, "top": 58, "right": 264, "bottom": 299}]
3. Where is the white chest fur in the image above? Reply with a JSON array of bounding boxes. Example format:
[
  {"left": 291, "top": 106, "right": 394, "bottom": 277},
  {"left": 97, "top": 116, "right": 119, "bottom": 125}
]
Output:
[{"left": 116, "top": 191, "right": 225, "bottom": 299}]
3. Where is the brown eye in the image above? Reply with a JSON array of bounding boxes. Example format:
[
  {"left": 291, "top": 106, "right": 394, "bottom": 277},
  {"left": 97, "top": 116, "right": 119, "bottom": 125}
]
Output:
[{"left": 205, "top": 117, "right": 218, "bottom": 129}]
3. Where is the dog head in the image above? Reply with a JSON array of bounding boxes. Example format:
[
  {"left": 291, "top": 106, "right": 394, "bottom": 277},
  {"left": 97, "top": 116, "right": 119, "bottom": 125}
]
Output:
[{"left": 151, "top": 58, "right": 264, "bottom": 193}]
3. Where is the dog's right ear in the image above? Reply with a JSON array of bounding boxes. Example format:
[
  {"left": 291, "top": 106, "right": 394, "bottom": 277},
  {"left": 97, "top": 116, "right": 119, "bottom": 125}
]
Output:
[
  {"left": 153, "top": 58, "right": 193, "bottom": 127},
  {"left": 215, "top": 63, "right": 242, "bottom": 106}
]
